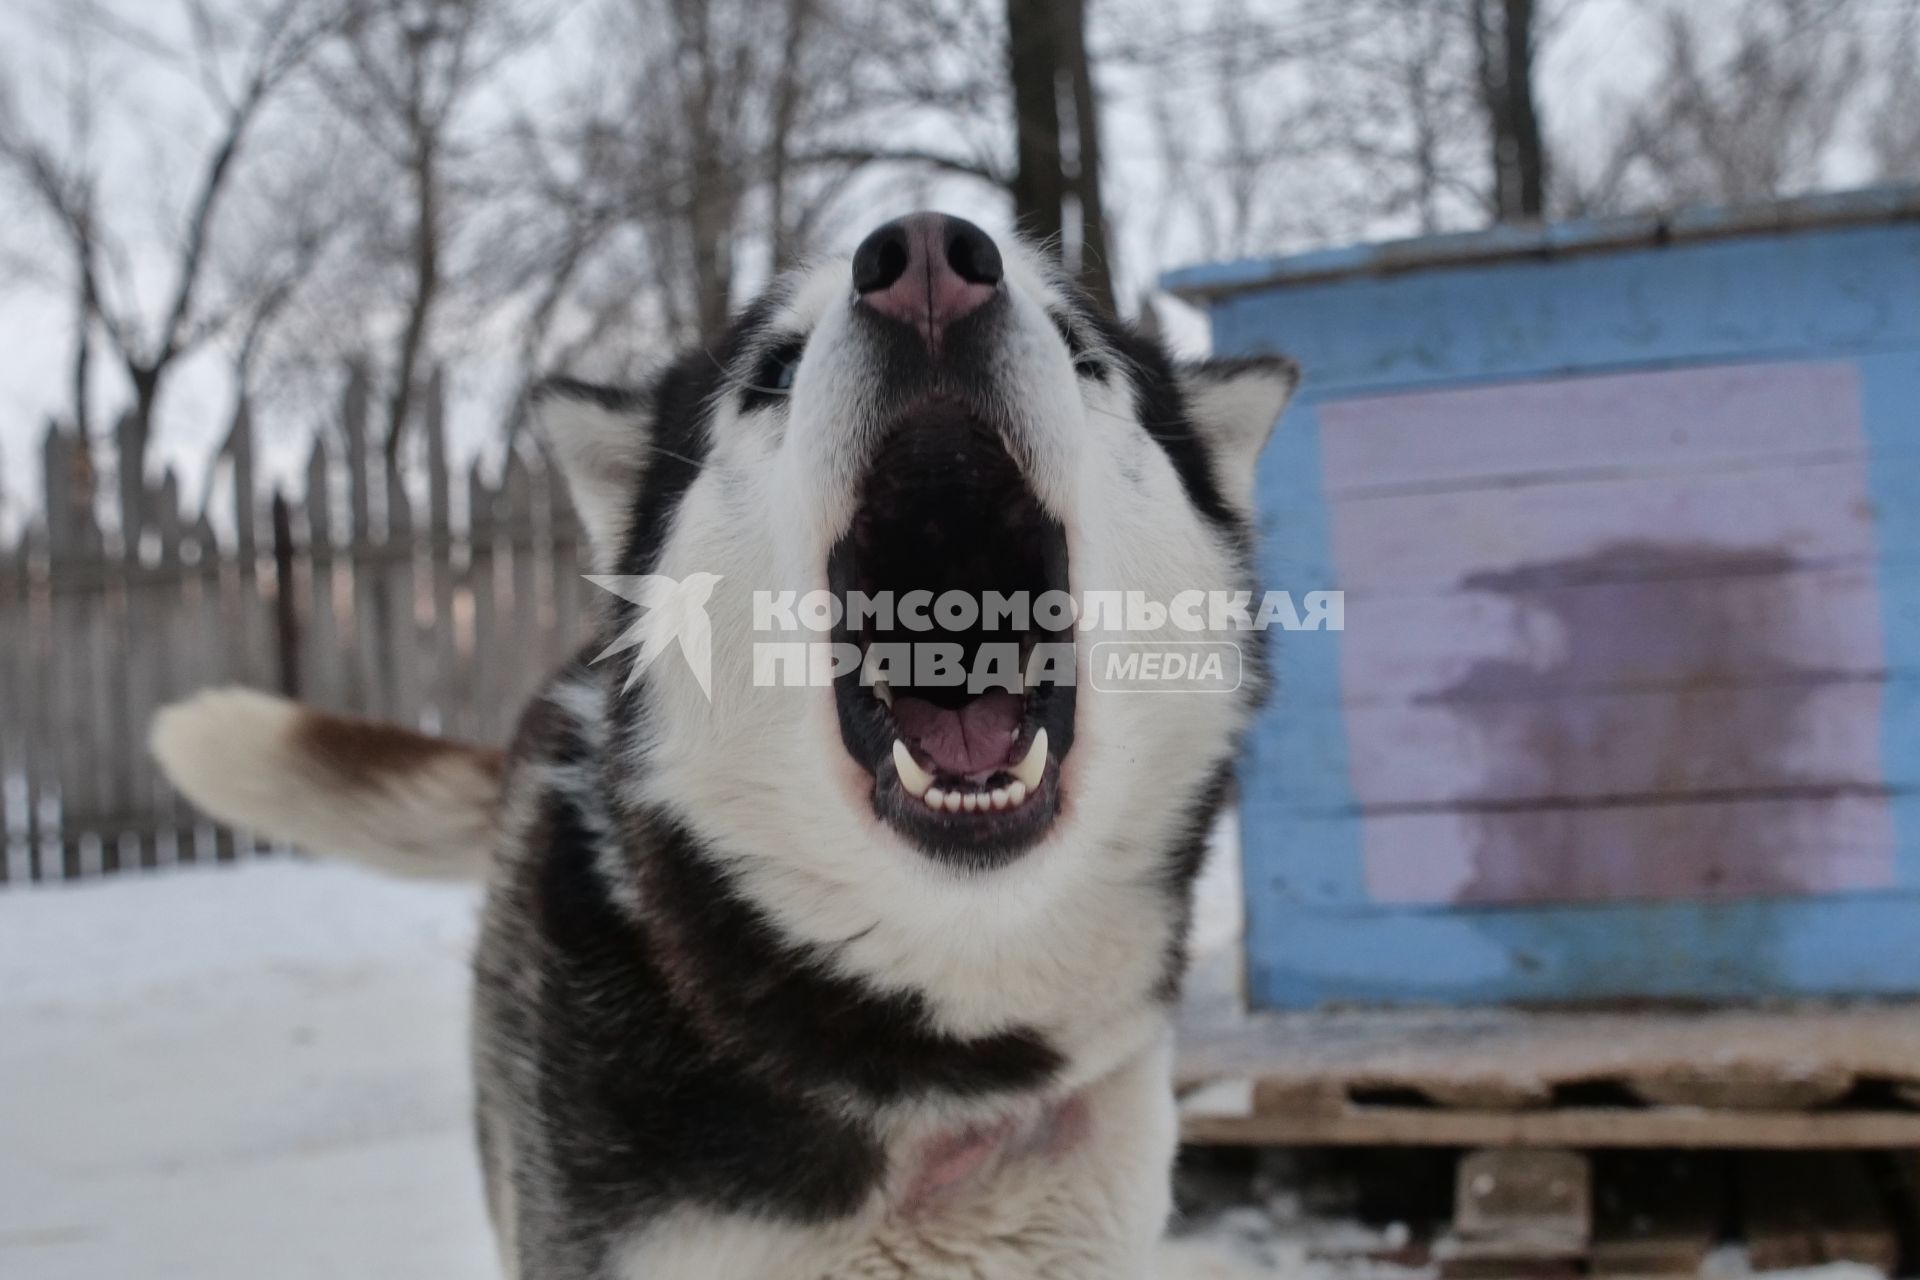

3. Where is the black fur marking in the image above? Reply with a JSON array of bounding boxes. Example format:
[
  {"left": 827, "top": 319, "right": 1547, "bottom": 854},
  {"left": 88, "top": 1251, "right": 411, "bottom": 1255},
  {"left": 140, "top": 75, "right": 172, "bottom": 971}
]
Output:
[
  {"left": 1093, "top": 315, "right": 1249, "bottom": 539},
  {"left": 510, "top": 791, "right": 887, "bottom": 1231},
  {"left": 626, "top": 808, "right": 1066, "bottom": 1101},
  {"left": 1049, "top": 310, "right": 1108, "bottom": 381}
]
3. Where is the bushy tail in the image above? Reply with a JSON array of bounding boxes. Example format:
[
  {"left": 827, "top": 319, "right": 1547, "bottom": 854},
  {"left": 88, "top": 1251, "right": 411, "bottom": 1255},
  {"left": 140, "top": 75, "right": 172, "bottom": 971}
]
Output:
[{"left": 150, "top": 687, "right": 505, "bottom": 881}]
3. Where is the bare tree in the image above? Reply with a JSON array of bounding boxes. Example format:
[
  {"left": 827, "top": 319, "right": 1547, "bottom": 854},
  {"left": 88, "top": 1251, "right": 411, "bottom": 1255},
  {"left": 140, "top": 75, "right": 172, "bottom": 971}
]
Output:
[
  {"left": 0, "top": 0, "right": 350, "bottom": 469},
  {"left": 501, "top": 0, "right": 905, "bottom": 355},
  {"left": 1866, "top": 2, "right": 1920, "bottom": 181},
  {"left": 317, "top": 0, "right": 544, "bottom": 461},
  {"left": 1570, "top": 0, "right": 1866, "bottom": 212}
]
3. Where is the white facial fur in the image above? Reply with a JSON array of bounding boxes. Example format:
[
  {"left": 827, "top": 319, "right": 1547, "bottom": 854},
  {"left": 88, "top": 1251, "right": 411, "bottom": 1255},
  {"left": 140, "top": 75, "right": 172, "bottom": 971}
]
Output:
[{"left": 537, "top": 237, "right": 1293, "bottom": 1079}]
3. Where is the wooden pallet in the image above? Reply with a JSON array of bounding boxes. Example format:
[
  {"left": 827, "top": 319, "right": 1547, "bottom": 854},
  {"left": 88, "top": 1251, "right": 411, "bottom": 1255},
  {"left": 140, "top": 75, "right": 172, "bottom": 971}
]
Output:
[{"left": 1175, "top": 982, "right": 1920, "bottom": 1149}]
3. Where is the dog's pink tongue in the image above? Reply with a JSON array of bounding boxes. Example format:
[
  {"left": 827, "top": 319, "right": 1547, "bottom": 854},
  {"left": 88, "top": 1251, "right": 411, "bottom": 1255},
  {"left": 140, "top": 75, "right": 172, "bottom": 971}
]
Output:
[{"left": 893, "top": 691, "right": 1023, "bottom": 775}]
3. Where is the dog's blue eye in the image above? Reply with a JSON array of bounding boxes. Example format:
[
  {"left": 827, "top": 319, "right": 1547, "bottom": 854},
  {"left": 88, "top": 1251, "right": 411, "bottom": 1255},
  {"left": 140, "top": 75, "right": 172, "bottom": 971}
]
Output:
[{"left": 741, "top": 338, "right": 806, "bottom": 412}]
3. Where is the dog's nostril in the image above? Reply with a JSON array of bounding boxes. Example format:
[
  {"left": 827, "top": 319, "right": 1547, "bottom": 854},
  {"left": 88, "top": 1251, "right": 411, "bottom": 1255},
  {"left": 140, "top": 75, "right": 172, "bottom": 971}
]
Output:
[
  {"left": 853, "top": 224, "right": 913, "bottom": 295},
  {"left": 945, "top": 221, "right": 1003, "bottom": 288}
]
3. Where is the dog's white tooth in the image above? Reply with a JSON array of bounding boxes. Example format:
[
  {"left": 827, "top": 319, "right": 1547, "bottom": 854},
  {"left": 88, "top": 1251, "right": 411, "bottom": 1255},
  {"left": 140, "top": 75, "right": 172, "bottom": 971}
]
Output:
[
  {"left": 875, "top": 678, "right": 893, "bottom": 708},
  {"left": 1011, "top": 728, "right": 1048, "bottom": 790},
  {"left": 962, "top": 792, "right": 979, "bottom": 812},
  {"left": 990, "top": 787, "right": 1009, "bottom": 810},
  {"left": 892, "top": 740, "right": 933, "bottom": 798},
  {"left": 944, "top": 790, "right": 964, "bottom": 813},
  {"left": 925, "top": 786, "right": 946, "bottom": 810},
  {"left": 1008, "top": 780, "right": 1028, "bottom": 806}
]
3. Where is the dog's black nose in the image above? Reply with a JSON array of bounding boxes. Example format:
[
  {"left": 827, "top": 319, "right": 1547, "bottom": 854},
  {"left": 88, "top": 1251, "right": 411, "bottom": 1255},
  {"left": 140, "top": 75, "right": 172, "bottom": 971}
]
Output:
[{"left": 853, "top": 212, "right": 1002, "bottom": 351}]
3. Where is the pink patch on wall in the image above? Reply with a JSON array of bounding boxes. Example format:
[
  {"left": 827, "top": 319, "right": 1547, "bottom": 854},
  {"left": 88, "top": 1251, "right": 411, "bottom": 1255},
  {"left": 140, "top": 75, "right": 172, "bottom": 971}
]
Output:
[{"left": 1320, "top": 362, "right": 1896, "bottom": 907}]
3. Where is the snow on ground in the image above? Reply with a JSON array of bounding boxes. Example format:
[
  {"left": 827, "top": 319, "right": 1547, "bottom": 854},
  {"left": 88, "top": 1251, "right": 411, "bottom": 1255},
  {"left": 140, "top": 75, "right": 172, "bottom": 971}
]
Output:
[
  {"left": 0, "top": 859, "right": 497, "bottom": 1280},
  {"left": 0, "top": 852, "right": 1291, "bottom": 1280},
  {"left": 0, "top": 823, "right": 1243, "bottom": 1280}
]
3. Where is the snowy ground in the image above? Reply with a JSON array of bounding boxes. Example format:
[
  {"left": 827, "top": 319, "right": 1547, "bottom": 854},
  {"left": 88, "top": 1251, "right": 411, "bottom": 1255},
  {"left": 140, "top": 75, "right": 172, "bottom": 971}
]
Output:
[
  {"left": 0, "top": 827, "right": 1248, "bottom": 1280},
  {"left": 0, "top": 860, "right": 497, "bottom": 1280}
]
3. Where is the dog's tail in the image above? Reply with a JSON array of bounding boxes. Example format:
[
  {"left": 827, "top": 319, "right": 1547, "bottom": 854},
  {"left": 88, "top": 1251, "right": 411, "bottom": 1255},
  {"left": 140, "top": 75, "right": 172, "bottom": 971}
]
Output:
[{"left": 150, "top": 687, "right": 504, "bottom": 882}]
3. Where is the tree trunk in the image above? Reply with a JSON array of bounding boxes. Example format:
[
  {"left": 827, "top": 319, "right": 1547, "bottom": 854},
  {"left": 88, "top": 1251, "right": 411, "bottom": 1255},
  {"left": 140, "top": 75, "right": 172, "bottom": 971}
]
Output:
[
  {"left": 385, "top": 138, "right": 439, "bottom": 465},
  {"left": 121, "top": 361, "right": 160, "bottom": 485},
  {"left": 1503, "top": 0, "right": 1547, "bottom": 218},
  {"left": 1007, "top": 0, "right": 1114, "bottom": 309},
  {"left": 1473, "top": 0, "right": 1548, "bottom": 222},
  {"left": 1007, "top": 0, "right": 1066, "bottom": 250},
  {"left": 1060, "top": 0, "right": 1115, "bottom": 311},
  {"left": 71, "top": 276, "right": 93, "bottom": 441}
]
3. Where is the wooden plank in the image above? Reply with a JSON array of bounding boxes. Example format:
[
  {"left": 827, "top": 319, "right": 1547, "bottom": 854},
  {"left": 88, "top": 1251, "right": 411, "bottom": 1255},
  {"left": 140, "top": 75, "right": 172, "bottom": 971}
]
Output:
[
  {"left": 1626, "top": 1066, "right": 1855, "bottom": 1111},
  {"left": 344, "top": 366, "right": 374, "bottom": 714},
  {"left": 102, "top": 417, "right": 142, "bottom": 871},
  {"left": 0, "top": 534, "right": 25, "bottom": 883},
  {"left": 190, "top": 510, "right": 233, "bottom": 864},
  {"left": 1453, "top": 1148, "right": 1589, "bottom": 1248},
  {"left": 1174, "top": 1001, "right": 1920, "bottom": 1109},
  {"left": 1336, "top": 565, "right": 1890, "bottom": 705},
  {"left": 1356, "top": 793, "right": 1897, "bottom": 906},
  {"left": 424, "top": 371, "right": 459, "bottom": 732},
  {"left": 22, "top": 523, "right": 53, "bottom": 879},
  {"left": 1179, "top": 1102, "right": 1920, "bottom": 1149},
  {"left": 466, "top": 461, "right": 498, "bottom": 744},
  {"left": 47, "top": 425, "right": 106, "bottom": 877},
  {"left": 1340, "top": 681, "right": 1893, "bottom": 807},
  {"left": 228, "top": 401, "right": 263, "bottom": 695},
  {"left": 382, "top": 457, "right": 418, "bottom": 724},
  {"left": 1318, "top": 361, "right": 1864, "bottom": 495},
  {"left": 304, "top": 437, "right": 339, "bottom": 712},
  {"left": 1326, "top": 460, "right": 1877, "bottom": 594},
  {"left": 148, "top": 470, "right": 186, "bottom": 869}
]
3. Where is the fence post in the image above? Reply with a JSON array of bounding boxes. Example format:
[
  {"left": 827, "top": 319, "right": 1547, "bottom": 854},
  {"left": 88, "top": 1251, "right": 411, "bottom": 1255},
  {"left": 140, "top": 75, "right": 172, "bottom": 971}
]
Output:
[{"left": 272, "top": 489, "right": 300, "bottom": 698}]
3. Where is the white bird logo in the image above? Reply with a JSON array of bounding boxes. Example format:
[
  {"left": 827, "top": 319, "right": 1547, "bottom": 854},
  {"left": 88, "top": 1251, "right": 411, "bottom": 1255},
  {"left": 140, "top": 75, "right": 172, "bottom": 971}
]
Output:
[{"left": 584, "top": 572, "right": 724, "bottom": 700}]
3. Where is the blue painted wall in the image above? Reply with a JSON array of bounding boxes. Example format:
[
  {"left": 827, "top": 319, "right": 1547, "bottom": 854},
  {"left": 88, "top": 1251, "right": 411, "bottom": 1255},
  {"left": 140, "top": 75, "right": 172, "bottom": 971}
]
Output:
[{"left": 1175, "top": 217, "right": 1920, "bottom": 1009}]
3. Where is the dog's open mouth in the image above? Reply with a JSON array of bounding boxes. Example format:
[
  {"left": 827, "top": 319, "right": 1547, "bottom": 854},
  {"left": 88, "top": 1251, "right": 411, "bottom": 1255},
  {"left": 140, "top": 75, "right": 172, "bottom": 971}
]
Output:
[{"left": 829, "top": 399, "right": 1076, "bottom": 865}]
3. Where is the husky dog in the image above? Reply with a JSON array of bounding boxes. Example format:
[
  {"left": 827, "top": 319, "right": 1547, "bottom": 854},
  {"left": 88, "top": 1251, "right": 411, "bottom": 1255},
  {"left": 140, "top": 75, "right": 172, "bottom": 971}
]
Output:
[{"left": 153, "top": 213, "right": 1295, "bottom": 1279}]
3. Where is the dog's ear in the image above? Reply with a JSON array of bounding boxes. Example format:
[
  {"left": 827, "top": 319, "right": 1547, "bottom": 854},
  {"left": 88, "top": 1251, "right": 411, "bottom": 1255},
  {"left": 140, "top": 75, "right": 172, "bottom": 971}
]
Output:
[
  {"left": 532, "top": 377, "right": 651, "bottom": 571},
  {"left": 1179, "top": 355, "right": 1299, "bottom": 510}
]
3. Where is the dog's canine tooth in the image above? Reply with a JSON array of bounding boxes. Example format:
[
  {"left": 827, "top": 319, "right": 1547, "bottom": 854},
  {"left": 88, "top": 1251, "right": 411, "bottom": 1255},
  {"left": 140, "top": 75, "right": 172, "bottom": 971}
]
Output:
[
  {"left": 874, "top": 679, "right": 893, "bottom": 708},
  {"left": 1011, "top": 728, "right": 1048, "bottom": 790},
  {"left": 893, "top": 740, "right": 934, "bottom": 797}
]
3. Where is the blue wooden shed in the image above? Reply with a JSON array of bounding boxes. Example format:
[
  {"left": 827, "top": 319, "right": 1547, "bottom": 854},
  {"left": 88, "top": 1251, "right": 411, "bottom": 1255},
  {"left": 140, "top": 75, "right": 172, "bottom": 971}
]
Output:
[{"left": 1165, "top": 186, "right": 1920, "bottom": 1011}]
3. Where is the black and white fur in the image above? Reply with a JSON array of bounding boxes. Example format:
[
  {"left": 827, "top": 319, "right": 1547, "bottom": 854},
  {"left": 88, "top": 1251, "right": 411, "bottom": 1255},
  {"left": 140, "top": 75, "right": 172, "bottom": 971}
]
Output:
[{"left": 152, "top": 216, "right": 1296, "bottom": 1279}]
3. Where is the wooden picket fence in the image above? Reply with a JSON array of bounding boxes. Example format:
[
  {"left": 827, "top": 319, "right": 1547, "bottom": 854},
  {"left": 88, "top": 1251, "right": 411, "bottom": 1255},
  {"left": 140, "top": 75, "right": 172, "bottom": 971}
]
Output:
[{"left": 0, "top": 368, "right": 592, "bottom": 884}]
